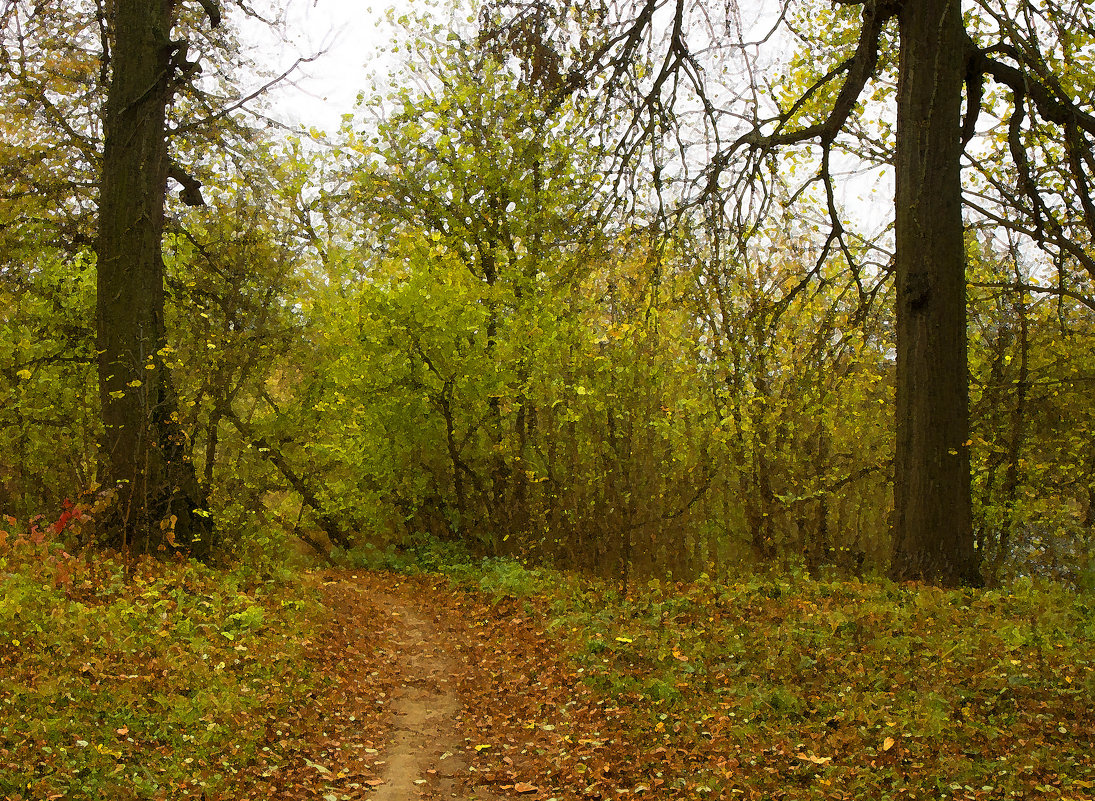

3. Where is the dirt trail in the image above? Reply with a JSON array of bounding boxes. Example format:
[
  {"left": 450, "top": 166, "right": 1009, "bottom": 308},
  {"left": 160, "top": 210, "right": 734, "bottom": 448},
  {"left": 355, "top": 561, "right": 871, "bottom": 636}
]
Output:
[
  {"left": 232, "top": 572, "right": 627, "bottom": 801},
  {"left": 372, "top": 600, "right": 469, "bottom": 801}
]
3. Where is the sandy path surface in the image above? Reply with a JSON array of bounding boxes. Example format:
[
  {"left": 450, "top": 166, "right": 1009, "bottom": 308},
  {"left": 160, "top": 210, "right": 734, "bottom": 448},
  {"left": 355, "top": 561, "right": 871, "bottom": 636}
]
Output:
[
  {"left": 229, "top": 571, "right": 619, "bottom": 801},
  {"left": 370, "top": 601, "right": 471, "bottom": 801}
]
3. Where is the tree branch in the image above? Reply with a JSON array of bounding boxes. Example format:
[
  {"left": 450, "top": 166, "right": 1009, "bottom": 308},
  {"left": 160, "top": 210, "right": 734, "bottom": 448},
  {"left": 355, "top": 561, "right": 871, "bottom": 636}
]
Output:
[
  {"left": 223, "top": 408, "right": 354, "bottom": 552},
  {"left": 969, "top": 280, "right": 1095, "bottom": 314},
  {"left": 168, "top": 163, "right": 205, "bottom": 207},
  {"left": 972, "top": 42, "right": 1095, "bottom": 136},
  {"left": 727, "top": 0, "right": 898, "bottom": 157},
  {"left": 195, "top": 0, "right": 221, "bottom": 28},
  {"left": 168, "top": 56, "right": 315, "bottom": 135}
]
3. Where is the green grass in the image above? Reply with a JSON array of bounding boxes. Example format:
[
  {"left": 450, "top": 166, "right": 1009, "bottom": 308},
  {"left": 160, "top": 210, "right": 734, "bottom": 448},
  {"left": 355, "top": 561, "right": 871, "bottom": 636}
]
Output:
[
  {"left": 430, "top": 553, "right": 1095, "bottom": 800},
  {"left": 0, "top": 521, "right": 320, "bottom": 800}
]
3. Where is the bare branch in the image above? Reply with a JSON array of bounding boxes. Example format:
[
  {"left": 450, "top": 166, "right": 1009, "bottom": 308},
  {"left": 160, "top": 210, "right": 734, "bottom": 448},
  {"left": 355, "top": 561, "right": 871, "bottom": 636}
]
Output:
[
  {"left": 195, "top": 0, "right": 222, "bottom": 29},
  {"left": 970, "top": 280, "right": 1095, "bottom": 314},
  {"left": 725, "top": 0, "right": 898, "bottom": 157},
  {"left": 168, "top": 163, "right": 205, "bottom": 206},
  {"left": 168, "top": 55, "right": 316, "bottom": 135}
]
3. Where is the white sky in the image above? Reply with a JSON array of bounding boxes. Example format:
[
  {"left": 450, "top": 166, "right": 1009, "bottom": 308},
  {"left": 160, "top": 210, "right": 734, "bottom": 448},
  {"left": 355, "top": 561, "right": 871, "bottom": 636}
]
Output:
[{"left": 260, "top": 0, "right": 399, "bottom": 133}]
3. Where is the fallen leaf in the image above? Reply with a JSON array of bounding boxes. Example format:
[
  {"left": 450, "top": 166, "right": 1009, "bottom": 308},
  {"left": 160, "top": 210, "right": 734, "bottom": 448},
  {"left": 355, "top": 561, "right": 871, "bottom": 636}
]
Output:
[
  {"left": 515, "top": 782, "right": 537, "bottom": 793},
  {"left": 363, "top": 778, "right": 385, "bottom": 787},
  {"left": 796, "top": 753, "right": 832, "bottom": 765},
  {"left": 883, "top": 737, "right": 895, "bottom": 751}
]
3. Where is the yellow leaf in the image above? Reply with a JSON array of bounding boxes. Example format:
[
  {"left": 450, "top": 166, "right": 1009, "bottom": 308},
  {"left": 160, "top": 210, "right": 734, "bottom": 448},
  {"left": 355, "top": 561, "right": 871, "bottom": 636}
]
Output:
[
  {"left": 615, "top": 636, "right": 633, "bottom": 644},
  {"left": 882, "top": 737, "right": 895, "bottom": 751},
  {"left": 16, "top": 369, "right": 31, "bottom": 380},
  {"left": 475, "top": 744, "right": 492, "bottom": 752}
]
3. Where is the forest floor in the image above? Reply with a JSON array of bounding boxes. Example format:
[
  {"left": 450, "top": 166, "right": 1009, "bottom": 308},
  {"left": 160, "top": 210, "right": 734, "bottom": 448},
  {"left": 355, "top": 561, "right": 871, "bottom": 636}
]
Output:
[
  {"left": 219, "top": 567, "right": 1095, "bottom": 801},
  {"left": 3, "top": 541, "right": 1094, "bottom": 801},
  {"left": 227, "top": 570, "right": 629, "bottom": 801}
]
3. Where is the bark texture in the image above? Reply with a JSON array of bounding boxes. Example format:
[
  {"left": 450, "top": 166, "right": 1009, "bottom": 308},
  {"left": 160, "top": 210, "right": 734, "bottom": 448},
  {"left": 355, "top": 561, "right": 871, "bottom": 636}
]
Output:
[
  {"left": 889, "top": 0, "right": 981, "bottom": 586},
  {"left": 96, "top": 0, "right": 212, "bottom": 556}
]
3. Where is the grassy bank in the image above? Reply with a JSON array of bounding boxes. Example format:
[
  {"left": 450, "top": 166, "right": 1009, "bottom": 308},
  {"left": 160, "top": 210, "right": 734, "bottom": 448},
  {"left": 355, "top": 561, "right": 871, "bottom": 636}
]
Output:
[
  {"left": 0, "top": 520, "right": 320, "bottom": 800},
  {"left": 436, "top": 553, "right": 1095, "bottom": 800}
]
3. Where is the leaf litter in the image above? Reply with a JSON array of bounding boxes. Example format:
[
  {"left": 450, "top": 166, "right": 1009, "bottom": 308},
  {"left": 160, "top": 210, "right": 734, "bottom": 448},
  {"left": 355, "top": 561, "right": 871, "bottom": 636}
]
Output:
[{"left": 5, "top": 548, "right": 1093, "bottom": 801}]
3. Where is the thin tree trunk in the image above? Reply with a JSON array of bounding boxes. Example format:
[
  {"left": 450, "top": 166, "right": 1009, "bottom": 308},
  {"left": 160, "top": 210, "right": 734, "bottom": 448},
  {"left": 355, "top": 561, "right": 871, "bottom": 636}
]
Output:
[
  {"left": 992, "top": 286, "right": 1030, "bottom": 581},
  {"left": 889, "top": 0, "right": 981, "bottom": 586},
  {"left": 223, "top": 409, "right": 352, "bottom": 551}
]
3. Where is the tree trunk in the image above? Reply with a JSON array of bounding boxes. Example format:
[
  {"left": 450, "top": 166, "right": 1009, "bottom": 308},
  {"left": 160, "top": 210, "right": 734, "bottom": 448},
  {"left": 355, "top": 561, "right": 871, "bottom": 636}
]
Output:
[
  {"left": 889, "top": 0, "right": 981, "bottom": 586},
  {"left": 991, "top": 286, "right": 1030, "bottom": 581},
  {"left": 96, "top": 0, "right": 211, "bottom": 556}
]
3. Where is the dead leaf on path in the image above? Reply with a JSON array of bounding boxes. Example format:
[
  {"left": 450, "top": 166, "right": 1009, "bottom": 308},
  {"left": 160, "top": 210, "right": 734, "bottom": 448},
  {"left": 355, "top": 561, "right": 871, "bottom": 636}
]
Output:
[
  {"left": 514, "top": 782, "right": 537, "bottom": 793},
  {"left": 363, "top": 778, "right": 385, "bottom": 787},
  {"left": 796, "top": 753, "right": 832, "bottom": 765},
  {"left": 883, "top": 737, "right": 895, "bottom": 751}
]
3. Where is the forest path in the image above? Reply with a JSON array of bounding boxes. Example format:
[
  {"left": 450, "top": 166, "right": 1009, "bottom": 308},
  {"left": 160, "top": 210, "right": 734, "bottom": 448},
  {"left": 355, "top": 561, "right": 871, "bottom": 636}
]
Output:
[
  {"left": 368, "top": 596, "right": 468, "bottom": 801},
  {"left": 229, "top": 570, "right": 637, "bottom": 801}
]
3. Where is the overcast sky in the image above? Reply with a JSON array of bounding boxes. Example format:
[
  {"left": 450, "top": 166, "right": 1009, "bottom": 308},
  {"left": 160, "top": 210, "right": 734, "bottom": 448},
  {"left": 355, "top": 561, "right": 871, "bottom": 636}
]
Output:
[
  {"left": 247, "top": 0, "right": 891, "bottom": 236},
  {"left": 260, "top": 0, "right": 397, "bottom": 133}
]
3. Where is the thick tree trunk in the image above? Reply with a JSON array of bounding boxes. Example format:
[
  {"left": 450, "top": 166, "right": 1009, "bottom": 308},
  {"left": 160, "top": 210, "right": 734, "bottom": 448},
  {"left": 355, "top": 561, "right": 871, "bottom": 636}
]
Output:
[
  {"left": 96, "top": 0, "right": 211, "bottom": 556},
  {"left": 889, "top": 0, "right": 981, "bottom": 586}
]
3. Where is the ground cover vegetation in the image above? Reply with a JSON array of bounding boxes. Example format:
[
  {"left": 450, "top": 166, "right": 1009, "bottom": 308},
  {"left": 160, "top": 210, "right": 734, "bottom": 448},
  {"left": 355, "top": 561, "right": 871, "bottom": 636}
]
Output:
[
  {"left": 4, "top": 528, "right": 1091, "bottom": 799},
  {"left": 0, "top": 512, "right": 320, "bottom": 799},
  {"left": 439, "top": 555, "right": 1095, "bottom": 801},
  {"left": 1, "top": 0, "right": 1094, "bottom": 794}
]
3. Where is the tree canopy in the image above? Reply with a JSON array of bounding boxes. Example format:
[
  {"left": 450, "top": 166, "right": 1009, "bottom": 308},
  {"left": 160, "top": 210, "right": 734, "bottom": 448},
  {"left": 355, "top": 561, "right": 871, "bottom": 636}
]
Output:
[{"left": 0, "top": 0, "right": 1093, "bottom": 588}]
